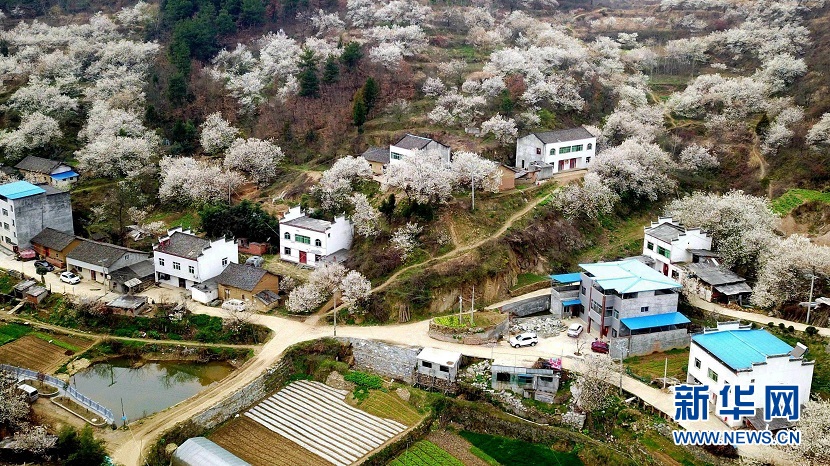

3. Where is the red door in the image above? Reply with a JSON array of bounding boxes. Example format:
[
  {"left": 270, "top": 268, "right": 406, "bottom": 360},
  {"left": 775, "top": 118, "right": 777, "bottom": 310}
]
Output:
[
  {"left": 663, "top": 263, "right": 669, "bottom": 276},
  {"left": 299, "top": 251, "right": 307, "bottom": 264}
]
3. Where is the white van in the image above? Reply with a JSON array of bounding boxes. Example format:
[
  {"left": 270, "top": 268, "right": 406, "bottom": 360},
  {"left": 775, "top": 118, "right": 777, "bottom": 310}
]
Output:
[{"left": 18, "top": 383, "right": 39, "bottom": 402}]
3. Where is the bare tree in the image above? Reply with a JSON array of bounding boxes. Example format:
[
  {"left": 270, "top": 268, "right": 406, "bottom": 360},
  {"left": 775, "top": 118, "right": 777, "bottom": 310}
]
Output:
[{"left": 571, "top": 354, "right": 617, "bottom": 413}]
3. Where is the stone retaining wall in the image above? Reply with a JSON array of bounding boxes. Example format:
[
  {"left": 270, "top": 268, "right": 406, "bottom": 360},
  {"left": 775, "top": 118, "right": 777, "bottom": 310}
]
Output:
[
  {"left": 338, "top": 337, "right": 420, "bottom": 383},
  {"left": 610, "top": 329, "right": 691, "bottom": 359},
  {"left": 428, "top": 319, "right": 509, "bottom": 345},
  {"left": 500, "top": 294, "right": 551, "bottom": 317}
]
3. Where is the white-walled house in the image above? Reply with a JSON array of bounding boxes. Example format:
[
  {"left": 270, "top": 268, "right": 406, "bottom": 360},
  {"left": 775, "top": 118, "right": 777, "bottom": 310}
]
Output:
[
  {"left": 515, "top": 127, "right": 596, "bottom": 172},
  {"left": 280, "top": 207, "right": 352, "bottom": 267},
  {"left": 687, "top": 322, "right": 814, "bottom": 428},
  {"left": 389, "top": 134, "right": 451, "bottom": 169},
  {"left": 153, "top": 227, "right": 237, "bottom": 290},
  {"left": 643, "top": 217, "right": 713, "bottom": 280},
  {"left": 66, "top": 240, "right": 150, "bottom": 284}
]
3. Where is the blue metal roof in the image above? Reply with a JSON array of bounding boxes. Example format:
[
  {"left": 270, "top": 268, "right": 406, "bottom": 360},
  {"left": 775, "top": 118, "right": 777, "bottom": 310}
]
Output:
[
  {"left": 550, "top": 272, "right": 581, "bottom": 284},
  {"left": 621, "top": 312, "right": 690, "bottom": 330},
  {"left": 692, "top": 329, "right": 793, "bottom": 371},
  {"left": 0, "top": 181, "right": 45, "bottom": 199},
  {"left": 562, "top": 298, "right": 581, "bottom": 307},
  {"left": 579, "top": 259, "right": 681, "bottom": 293},
  {"left": 51, "top": 170, "right": 78, "bottom": 180}
]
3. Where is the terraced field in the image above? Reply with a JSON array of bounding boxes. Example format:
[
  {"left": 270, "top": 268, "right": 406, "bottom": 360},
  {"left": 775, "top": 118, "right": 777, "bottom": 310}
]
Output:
[
  {"left": 0, "top": 335, "right": 73, "bottom": 373},
  {"left": 349, "top": 389, "right": 422, "bottom": 426},
  {"left": 244, "top": 380, "right": 407, "bottom": 466},
  {"left": 389, "top": 440, "right": 464, "bottom": 466},
  {"left": 211, "top": 416, "right": 332, "bottom": 466}
]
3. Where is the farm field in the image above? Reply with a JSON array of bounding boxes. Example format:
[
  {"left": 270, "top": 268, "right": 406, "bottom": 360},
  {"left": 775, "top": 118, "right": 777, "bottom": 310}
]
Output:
[
  {"left": 460, "top": 431, "right": 584, "bottom": 466},
  {"left": 347, "top": 389, "right": 423, "bottom": 426},
  {"left": 211, "top": 416, "right": 332, "bottom": 466},
  {"left": 0, "top": 323, "right": 33, "bottom": 345},
  {"left": 389, "top": 440, "right": 464, "bottom": 466},
  {"left": 0, "top": 334, "right": 88, "bottom": 373},
  {"left": 242, "top": 380, "right": 408, "bottom": 466}
]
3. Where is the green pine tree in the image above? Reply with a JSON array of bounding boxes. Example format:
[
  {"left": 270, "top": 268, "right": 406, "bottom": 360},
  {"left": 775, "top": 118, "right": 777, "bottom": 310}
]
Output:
[
  {"left": 322, "top": 55, "right": 340, "bottom": 84},
  {"left": 239, "top": 0, "right": 265, "bottom": 26},
  {"left": 362, "top": 77, "right": 379, "bottom": 112},
  {"left": 216, "top": 9, "right": 236, "bottom": 35},
  {"left": 340, "top": 41, "right": 362, "bottom": 70},
  {"left": 353, "top": 89, "right": 367, "bottom": 131},
  {"left": 298, "top": 48, "right": 320, "bottom": 98}
]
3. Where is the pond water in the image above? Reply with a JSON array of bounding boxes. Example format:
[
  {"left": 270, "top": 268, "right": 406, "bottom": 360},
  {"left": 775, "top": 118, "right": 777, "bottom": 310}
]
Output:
[{"left": 71, "top": 358, "right": 233, "bottom": 422}]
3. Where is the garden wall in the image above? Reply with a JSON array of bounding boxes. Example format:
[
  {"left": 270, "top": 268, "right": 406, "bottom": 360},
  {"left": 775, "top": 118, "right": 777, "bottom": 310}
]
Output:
[
  {"left": 499, "top": 294, "right": 551, "bottom": 317},
  {"left": 338, "top": 337, "right": 420, "bottom": 383},
  {"left": 428, "top": 319, "right": 509, "bottom": 345},
  {"left": 610, "top": 329, "right": 691, "bottom": 359}
]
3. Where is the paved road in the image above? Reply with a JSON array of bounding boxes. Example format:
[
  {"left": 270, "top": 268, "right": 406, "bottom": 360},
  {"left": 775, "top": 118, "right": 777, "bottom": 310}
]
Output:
[{"left": 688, "top": 295, "right": 830, "bottom": 336}]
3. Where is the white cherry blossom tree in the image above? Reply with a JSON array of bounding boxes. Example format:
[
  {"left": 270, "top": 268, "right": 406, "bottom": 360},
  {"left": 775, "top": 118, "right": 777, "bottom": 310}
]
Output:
[
  {"left": 200, "top": 113, "right": 239, "bottom": 155},
  {"left": 349, "top": 193, "right": 380, "bottom": 237},
  {"left": 223, "top": 138, "right": 285, "bottom": 185}
]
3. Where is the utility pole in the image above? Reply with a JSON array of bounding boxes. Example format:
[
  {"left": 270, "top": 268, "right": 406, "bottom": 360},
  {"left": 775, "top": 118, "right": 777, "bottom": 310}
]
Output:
[
  {"left": 663, "top": 357, "right": 668, "bottom": 390},
  {"left": 458, "top": 295, "right": 463, "bottom": 326},
  {"left": 333, "top": 289, "right": 338, "bottom": 337},
  {"left": 471, "top": 174, "right": 475, "bottom": 211},
  {"left": 470, "top": 286, "right": 475, "bottom": 326},
  {"left": 807, "top": 273, "right": 815, "bottom": 325}
]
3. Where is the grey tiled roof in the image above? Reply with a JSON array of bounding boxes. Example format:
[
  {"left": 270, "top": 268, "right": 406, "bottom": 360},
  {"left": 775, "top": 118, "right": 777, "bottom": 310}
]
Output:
[
  {"left": 214, "top": 263, "right": 270, "bottom": 291},
  {"left": 532, "top": 126, "right": 594, "bottom": 144},
  {"left": 15, "top": 156, "right": 63, "bottom": 175},
  {"left": 361, "top": 146, "right": 390, "bottom": 164},
  {"left": 40, "top": 184, "right": 68, "bottom": 196},
  {"left": 110, "top": 259, "right": 155, "bottom": 282},
  {"left": 645, "top": 222, "right": 687, "bottom": 243},
  {"left": 30, "top": 228, "right": 76, "bottom": 251},
  {"left": 67, "top": 240, "right": 148, "bottom": 268},
  {"left": 393, "top": 134, "right": 435, "bottom": 150},
  {"left": 281, "top": 216, "right": 331, "bottom": 233},
  {"left": 686, "top": 262, "right": 746, "bottom": 286},
  {"left": 156, "top": 231, "right": 211, "bottom": 259}
]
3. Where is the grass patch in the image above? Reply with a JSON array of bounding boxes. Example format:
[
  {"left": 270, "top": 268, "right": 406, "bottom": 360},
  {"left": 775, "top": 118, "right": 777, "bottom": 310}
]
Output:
[
  {"left": 624, "top": 347, "right": 690, "bottom": 384},
  {"left": 771, "top": 189, "right": 830, "bottom": 215},
  {"left": 344, "top": 370, "right": 384, "bottom": 401},
  {"left": 31, "top": 332, "right": 81, "bottom": 352},
  {"left": 512, "top": 272, "right": 549, "bottom": 290},
  {"left": 432, "top": 311, "right": 506, "bottom": 329},
  {"left": 352, "top": 388, "right": 422, "bottom": 426},
  {"left": 390, "top": 440, "right": 464, "bottom": 466},
  {"left": 0, "top": 323, "right": 33, "bottom": 343},
  {"left": 0, "top": 274, "right": 15, "bottom": 294},
  {"left": 638, "top": 430, "right": 701, "bottom": 465},
  {"left": 460, "top": 431, "right": 583, "bottom": 466},
  {"left": 470, "top": 446, "right": 500, "bottom": 466}
]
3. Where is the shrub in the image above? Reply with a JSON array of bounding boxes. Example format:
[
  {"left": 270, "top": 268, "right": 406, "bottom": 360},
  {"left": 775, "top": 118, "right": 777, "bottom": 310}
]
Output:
[
  {"left": 787, "top": 325, "right": 795, "bottom": 333},
  {"left": 768, "top": 322, "right": 775, "bottom": 327},
  {"left": 344, "top": 370, "right": 384, "bottom": 390},
  {"left": 806, "top": 326, "right": 818, "bottom": 336},
  {"left": 779, "top": 323, "right": 786, "bottom": 330}
]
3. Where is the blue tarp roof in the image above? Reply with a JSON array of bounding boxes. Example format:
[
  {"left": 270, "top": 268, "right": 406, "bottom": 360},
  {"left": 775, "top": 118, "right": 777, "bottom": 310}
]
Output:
[
  {"left": 579, "top": 259, "right": 681, "bottom": 293},
  {"left": 562, "top": 298, "right": 581, "bottom": 307},
  {"left": 692, "top": 329, "right": 793, "bottom": 371},
  {"left": 0, "top": 180, "right": 44, "bottom": 199},
  {"left": 51, "top": 170, "right": 78, "bottom": 180},
  {"left": 620, "top": 312, "right": 690, "bottom": 330},
  {"left": 550, "top": 272, "right": 581, "bottom": 284}
]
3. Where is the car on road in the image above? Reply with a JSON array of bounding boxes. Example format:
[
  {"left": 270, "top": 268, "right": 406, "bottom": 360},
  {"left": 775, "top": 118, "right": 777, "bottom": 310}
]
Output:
[
  {"left": 59, "top": 271, "right": 80, "bottom": 285},
  {"left": 221, "top": 299, "right": 247, "bottom": 312},
  {"left": 33, "top": 260, "right": 54, "bottom": 271},
  {"left": 566, "top": 323, "right": 584, "bottom": 338},
  {"left": 591, "top": 340, "right": 610, "bottom": 353},
  {"left": 245, "top": 256, "right": 264, "bottom": 267},
  {"left": 509, "top": 332, "right": 539, "bottom": 348}
]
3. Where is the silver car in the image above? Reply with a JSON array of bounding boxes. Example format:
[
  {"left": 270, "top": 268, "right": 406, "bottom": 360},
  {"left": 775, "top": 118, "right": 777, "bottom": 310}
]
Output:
[
  {"left": 245, "top": 256, "right": 264, "bottom": 267},
  {"left": 509, "top": 332, "right": 539, "bottom": 348}
]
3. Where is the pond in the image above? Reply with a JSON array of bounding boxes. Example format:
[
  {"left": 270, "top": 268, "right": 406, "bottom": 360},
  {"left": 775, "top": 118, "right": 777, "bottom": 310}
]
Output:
[{"left": 71, "top": 358, "right": 233, "bottom": 422}]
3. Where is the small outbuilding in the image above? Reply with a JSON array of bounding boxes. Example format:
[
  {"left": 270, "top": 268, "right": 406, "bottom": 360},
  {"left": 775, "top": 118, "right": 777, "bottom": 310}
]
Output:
[
  {"left": 415, "top": 347, "right": 462, "bottom": 390},
  {"left": 107, "top": 295, "right": 149, "bottom": 315},
  {"left": 491, "top": 356, "right": 561, "bottom": 403},
  {"left": 171, "top": 437, "right": 251, "bottom": 466},
  {"left": 25, "top": 285, "right": 48, "bottom": 304},
  {"left": 13, "top": 279, "right": 37, "bottom": 298}
]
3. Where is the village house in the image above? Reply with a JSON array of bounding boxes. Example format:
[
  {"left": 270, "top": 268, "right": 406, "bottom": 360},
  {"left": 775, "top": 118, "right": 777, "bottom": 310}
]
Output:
[
  {"left": 213, "top": 262, "right": 280, "bottom": 311},
  {"left": 550, "top": 273, "right": 583, "bottom": 319},
  {"left": 491, "top": 356, "right": 561, "bottom": 403},
  {"left": 576, "top": 258, "right": 690, "bottom": 358},
  {"left": 515, "top": 126, "right": 596, "bottom": 173},
  {"left": 0, "top": 181, "right": 74, "bottom": 253},
  {"left": 279, "top": 206, "right": 353, "bottom": 268},
  {"left": 389, "top": 134, "right": 451, "bottom": 169},
  {"left": 153, "top": 227, "right": 238, "bottom": 290},
  {"left": 498, "top": 165, "right": 520, "bottom": 191},
  {"left": 14, "top": 156, "right": 79, "bottom": 188},
  {"left": 687, "top": 322, "right": 814, "bottom": 428},
  {"left": 642, "top": 217, "right": 714, "bottom": 280},
  {"left": 414, "top": 347, "right": 462, "bottom": 393},
  {"left": 360, "top": 146, "right": 390, "bottom": 175},
  {"left": 66, "top": 240, "right": 151, "bottom": 284},
  {"left": 683, "top": 262, "right": 752, "bottom": 305},
  {"left": 30, "top": 228, "right": 80, "bottom": 269},
  {"left": 109, "top": 259, "right": 156, "bottom": 294}
]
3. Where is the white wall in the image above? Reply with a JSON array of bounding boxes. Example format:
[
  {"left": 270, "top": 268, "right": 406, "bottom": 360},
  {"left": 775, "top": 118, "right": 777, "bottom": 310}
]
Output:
[
  {"left": 515, "top": 134, "right": 596, "bottom": 172},
  {"left": 279, "top": 209, "right": 353, "bottom": 268},
  {"left": 198, "top": 238, "right": 238, "bottom": 280}
]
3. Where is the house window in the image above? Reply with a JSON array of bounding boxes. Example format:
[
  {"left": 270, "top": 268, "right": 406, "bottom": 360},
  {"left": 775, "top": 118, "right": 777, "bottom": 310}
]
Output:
[
  {"left": 295, "top": 234, "right": 311, "bottom": 244},
  {"left": 1, "top": 209, "right": 6, "bottom": 216},
  {"left": 421, "top": 361, "right": 432, "bottom": 369},
  {"left": 581, "top": 286, "right": 586, "bottom": 295},
  {"left": 612, "top": 329, "right": 617, "bottom": 337},
  {"left": 222, "top": 257, "right": 228, "bottom": 266},
  {"left": 496, "top": 372, "right": 510, "bottom": 382},
  {"left": 586, "top": 157, "right": 591, "bottom": 164},
  {"left": 3, "top": 223, "right": 8, "bottom": 230},
  {"left": 225, "top": 289, "right": 230, "bottom": 299},
  {"left": 587, "top": 143, "right": 593, "bottom": 150},
  {"left": 694, "top": 358, "right": 701, "bottom": 369},
  {"left": 657, "top": 245, "right": 670, "bottom": 258},
  {"left": 284, "top": 232, "right": 290, "bottom": 239},
  {"left": 315, "top": 254, "right": 322, "bottom": 262},
  {"left": 517, "top": 374, "right": 534, "bottom": 385},
  {"left": 391, "top": 152, "right": 404, "bottom": 160},
  {"left": 604, "top": 306, "right": 613, "bottom": 317},
  {"left": 439, "top": 365, "right": 449, "bottom": 372},
  {"left": 622, "top": 292, "right": 638, "bottom": 299},
  {"left": 315, "top": 239, "right": 322, "bottom": 247},
  {"left": 613, "top": 309, "right": 619, "bottom": 319},
  {"left": 159, "top": 258, "right": 164, "bottom": 266},
  {"left": 708, "top": 368, "right": 718, "bottom": 382},
  {"left": 284, "top": 247, "right": 291, "bottom": 255},
  {"left": 549, "top": 148, "right": 555, "bottom": 156},
  {"left": 173, "top": 262, "right": 181, "bottom": 271},
  {"left": 571, "top": 144, "right": 583, "bottom": 152},
  {"left": 646, "top": 241, "right": 654, "bottom": 251},
  {"left": 188, "top": 265, "right": 195, "bottom": 274},
  {"left": 640, "top": 306, "right": 649, "bottom": 313},
  {"left": 536, "top": 148, "right": 541, "bottom": 155},
  {"left": 559, "top": 145, "right": 571, "bottom": 154},
  {"left": 4, "top": 237, "right": 10, "bottom": 244},
  {"left": 671, "top": 270, "right": 680, "bottom": 280}
]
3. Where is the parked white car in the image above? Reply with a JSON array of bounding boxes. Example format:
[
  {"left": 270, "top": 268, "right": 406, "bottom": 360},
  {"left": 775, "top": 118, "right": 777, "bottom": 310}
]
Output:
[
  {"left": 509, "top": 332, "right": 539, "bottom": 348},
  {"left": 221, "top": 299, "right": 247, "bottom": 312},
  {"left": 567, "top": 323, "right": 584, "bottom": 338},
  {"left": 245, "top": 256, "right": 264, "bottom": 267},
  {"left": 59, "top": 271, "right": 80, "bottom": 285}
]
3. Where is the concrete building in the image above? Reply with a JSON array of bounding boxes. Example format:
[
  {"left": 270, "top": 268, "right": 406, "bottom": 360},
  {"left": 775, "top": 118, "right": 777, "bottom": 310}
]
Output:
[
  {"left": 550, "top": 272, "right": 582, "bottom": 319},
  {"left": 66, "top": 240, "right": 150, "bottom": 284},
  {"left": 0, "top": 181, "right": 74, "bottom": 253},
  {"left": 279, "top": 206, "right": 352, "bottom": 268},
  {"left": 491, "top": 355, "right": 561, "bottom": 403},
  {"left": 14, "top": 156, "right": 79, "bottom": 188},
  {"left": 30, "top": 228, "right": 80, "bottom": 269},
  {"left": 578, "top": 259, "right": 690, "bottom": 357},
  {"left": 414, "top": 347, "right": 462, "bottom": 391},
  {"left": 109, "top": 259, "right": 156, "bottom": 294},
  {"left": 213, "top": 262, "right": 281, "bottom": 311},
  {"left": 361, "top": 146, "right": 390, "bottom": 175},
  {"left": 389, "top": 134, "right": 451, "bottom": 169},
  {"left": 515, "top": 127, "right": 596, "bottom": 172},
  {"left": 687, "top": 322, "right": 814, "bottom": 428},
  {"left": 153, "top": 227, "right": 238, "bottom": 290},
  {"left": 643, "top": 217, "right": 713, "bottom": 280}
]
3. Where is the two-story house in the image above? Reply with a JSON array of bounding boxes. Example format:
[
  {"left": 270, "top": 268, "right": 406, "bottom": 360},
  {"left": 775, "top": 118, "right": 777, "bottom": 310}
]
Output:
[
  {"left": 578, "top": 258, "right": 690, "bottom": 357},
  {"left": 153, "top": 227, "right": 238, "bottom": 289},
  {"left": 279, "top": 207, "right": 353, "bottom": 268},
  {"left": 687, "top": 322, "right": 813, "bottom": 428},
  {"left": 643, "top": 217, "right": 713, "bottom": 280},
  {"left": 515, "top": 126, "right": 596, "bottom": 173},
  {"left": 389, "top": 134, "right": 451, "bottom": 169},
  {"left": 0, "top": 181, "right": 74, "bottom": 253},
  {"left": 14, "top": 156, "right": 79, "bottom": 188}
]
